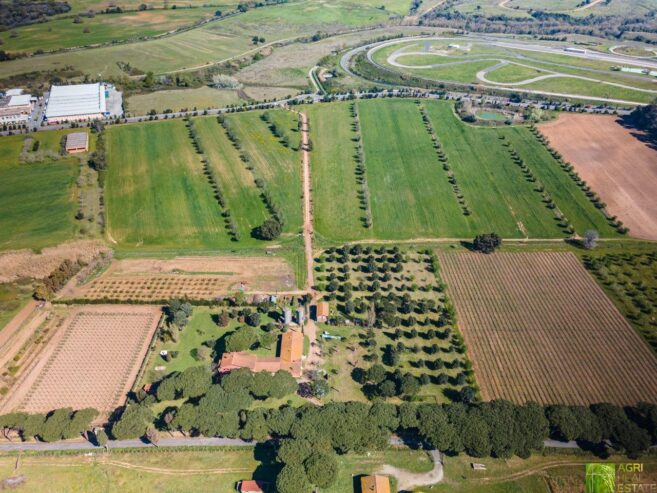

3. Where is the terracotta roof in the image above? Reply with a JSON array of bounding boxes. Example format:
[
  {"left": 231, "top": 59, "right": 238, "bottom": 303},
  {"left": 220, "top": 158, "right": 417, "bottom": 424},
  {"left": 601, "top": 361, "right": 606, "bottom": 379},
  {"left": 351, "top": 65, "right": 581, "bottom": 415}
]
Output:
[
  {"left": 360, "top": 475, "right": 392, "bottom": 493},
  {"left": 239, "top": 479, "right": 264, "bottom": 493},
  {"left": 220, "top": 352, "right": 283, "bottom": 374},
  {"left": 280, "top": 330, "right": 303, "bottom": 363},
  {"left": 316, "top": 301, "right": 330, "bottom": 318}
]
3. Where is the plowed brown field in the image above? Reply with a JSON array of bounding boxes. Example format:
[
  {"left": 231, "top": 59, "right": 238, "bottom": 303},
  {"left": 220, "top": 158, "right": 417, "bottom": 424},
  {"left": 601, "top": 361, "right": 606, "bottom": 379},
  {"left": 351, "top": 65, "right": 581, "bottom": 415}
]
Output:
[
  {"left": 539, "top": 114, "right": 657, "bottom": 240},
  {"left": 439, "top": 252, "right": 657, "bottom": 406},
  {"left": 0, "top": 305, "right": 161, "bottom": 415}
]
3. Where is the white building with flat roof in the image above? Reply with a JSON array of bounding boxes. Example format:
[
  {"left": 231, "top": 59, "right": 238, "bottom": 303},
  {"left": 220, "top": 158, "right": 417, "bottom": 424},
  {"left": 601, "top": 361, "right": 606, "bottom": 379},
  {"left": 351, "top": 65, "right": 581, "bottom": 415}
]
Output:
[
  {"left": 45, "top": 83, "right": 111, "bottom": 124},
  {"left": 0, "top": 93, "right": 34, "bottom": 125}
]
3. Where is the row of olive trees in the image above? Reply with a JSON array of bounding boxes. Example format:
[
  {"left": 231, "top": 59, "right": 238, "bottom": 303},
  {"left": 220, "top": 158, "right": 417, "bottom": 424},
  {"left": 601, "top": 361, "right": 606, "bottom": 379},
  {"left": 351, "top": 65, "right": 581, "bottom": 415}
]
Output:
[
  {"left": 419, "top": 103, "right": 470, "bottom": 216},
  {"left": 350, "top": 102, "right": 373, "bottom": 229}
]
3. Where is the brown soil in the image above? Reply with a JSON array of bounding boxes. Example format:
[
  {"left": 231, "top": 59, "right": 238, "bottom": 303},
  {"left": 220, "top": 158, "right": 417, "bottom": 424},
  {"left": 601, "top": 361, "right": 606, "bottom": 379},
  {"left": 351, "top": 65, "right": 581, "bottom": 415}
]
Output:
[
  {"left": 439, "top": 252, "right": 657, "bottom": 406},
  {"left": 66, "top": 256, "right": 296, "bottom": 301},
  {"left": 0, "top": 240, "right": 110, "bottom": 283},
  {"left": 540, "top": 114, "right": 657, "bottom": 240},
  {"left": 0, "top": 305, "right": 162, "bottom": 416}
]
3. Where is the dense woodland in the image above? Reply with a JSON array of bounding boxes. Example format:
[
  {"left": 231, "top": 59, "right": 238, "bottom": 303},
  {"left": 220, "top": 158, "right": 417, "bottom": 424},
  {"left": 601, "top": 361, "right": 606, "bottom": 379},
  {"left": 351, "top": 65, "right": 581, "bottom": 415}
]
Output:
[
  {"left": 1, "top": 396, "right": 656, "bottom": 493},
  {"left": 0, "top": 1, "right": 71, "bottom": 29}
]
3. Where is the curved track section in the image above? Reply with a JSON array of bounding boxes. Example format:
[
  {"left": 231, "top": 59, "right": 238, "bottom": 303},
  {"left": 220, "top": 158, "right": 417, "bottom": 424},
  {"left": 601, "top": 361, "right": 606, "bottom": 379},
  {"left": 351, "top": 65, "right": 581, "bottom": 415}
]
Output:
[{"left": 344, "top": 36, "right": 657, "bottom": 104}]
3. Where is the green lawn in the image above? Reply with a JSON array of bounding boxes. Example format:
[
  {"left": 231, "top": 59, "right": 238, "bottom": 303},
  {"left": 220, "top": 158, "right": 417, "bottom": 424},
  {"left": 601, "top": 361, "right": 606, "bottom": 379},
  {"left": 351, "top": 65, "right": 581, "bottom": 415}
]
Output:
[
  {"left": 484, "top": 62, "right": 548, "bottom": 83},
  {"left": 306, "top": 102, "right": 368, "bottom": 242},
  {"left": 105, "top": 119, "right": 230, "bottom": 251},
  {"left": 358, "top": 98, "right": 468, "bottom": 239},
  {"left": 224, "top": 110, "right": 303, "bottom": 234},
  {"left": 0, "top": 133, "right": 81, "bottom": 251}
]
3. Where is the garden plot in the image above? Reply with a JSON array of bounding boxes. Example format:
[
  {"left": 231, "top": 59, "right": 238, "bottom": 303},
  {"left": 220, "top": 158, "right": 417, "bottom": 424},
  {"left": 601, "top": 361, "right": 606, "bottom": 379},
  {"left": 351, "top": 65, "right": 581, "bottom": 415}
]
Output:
[
  {"left": 315, "top": 245, "right": 473, "bottom": 403},
  {"left": 438, "top": 251, "right": 657, "bottom": 406},
  {"left": 0, "top": 305, "right": 161, "bottom": 415},
  {"left": 67, "top": 256, "right": 297, "bottom": 302}
]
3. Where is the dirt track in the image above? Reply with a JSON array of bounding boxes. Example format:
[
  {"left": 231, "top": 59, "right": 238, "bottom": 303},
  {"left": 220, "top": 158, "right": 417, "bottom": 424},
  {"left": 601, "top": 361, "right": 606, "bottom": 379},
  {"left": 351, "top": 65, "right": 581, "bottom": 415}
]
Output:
[{"left": 540, "top": 114, "right": 657, "bottom": 240}]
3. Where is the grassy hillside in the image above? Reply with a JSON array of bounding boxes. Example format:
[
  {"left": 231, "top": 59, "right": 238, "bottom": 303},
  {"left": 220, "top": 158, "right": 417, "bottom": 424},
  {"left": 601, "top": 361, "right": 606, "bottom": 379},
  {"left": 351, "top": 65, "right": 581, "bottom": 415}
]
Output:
[
  {"left": 0, "top": 8, "right": 219, "bottom": 54},
  {"left": 0, "top": 133, "right": 81, "bottom": 251},
  {"left": 0, "top": 0, "right": 395, "bottom": 79}
]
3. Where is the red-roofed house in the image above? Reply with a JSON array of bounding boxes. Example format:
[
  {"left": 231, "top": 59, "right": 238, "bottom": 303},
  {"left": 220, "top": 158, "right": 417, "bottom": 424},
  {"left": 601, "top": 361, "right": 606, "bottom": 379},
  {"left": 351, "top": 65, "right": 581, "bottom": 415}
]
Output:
[{"left": 237, "top": 479, "right": 265, "bottom": 493}]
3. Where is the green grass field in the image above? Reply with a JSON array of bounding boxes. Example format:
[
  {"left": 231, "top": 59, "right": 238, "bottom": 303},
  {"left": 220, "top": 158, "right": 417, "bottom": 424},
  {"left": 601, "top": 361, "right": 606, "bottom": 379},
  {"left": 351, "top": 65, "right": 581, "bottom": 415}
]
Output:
[
  {"left": 126, "top": 87, "right": 242, "bottom": 116},
  {"left": 0, "top": 447, "right": 440, "bottom": 493},
  {"left": 308, "top": 99, "right": 615, "bottom": 240},
  {"left": 105, "top": 119, "right": 230, "bottom": 251},
  {"left": 0, "top": 280, "right": 33, "bottom": 332},
  {"left": 224, "top": 110, "right": 303, "bottom": 234},
  {"left": 0, "top": 133, "right": 83, "bottom": 251},
  {"left": 358, "top": 98, "right": 467, "bottom": 239},
  {"left": 104, "top": 114, "right": 303, "bottom": 252},
  {"left": 0, "top": 0, "right": 395, "bottom": 80},
  {"left": 0, "top": 8, "right": 219, "bottom": 54},
  {"left": 193, "top": 116, "right": 270, "bottom": 240},
  {"left": 306, "top": 102, "right": 368, "bottom": 242}
]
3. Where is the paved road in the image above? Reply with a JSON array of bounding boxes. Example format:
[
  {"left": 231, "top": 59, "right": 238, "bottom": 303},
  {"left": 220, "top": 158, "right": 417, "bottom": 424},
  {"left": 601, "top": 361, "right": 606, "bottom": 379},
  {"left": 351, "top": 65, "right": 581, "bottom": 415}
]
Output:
[
  {"left": 0, "top": 437, "right": 253, "bottom": 452},
  {"left": 0, "top": 434, "right": 603, "bottom": 453}
]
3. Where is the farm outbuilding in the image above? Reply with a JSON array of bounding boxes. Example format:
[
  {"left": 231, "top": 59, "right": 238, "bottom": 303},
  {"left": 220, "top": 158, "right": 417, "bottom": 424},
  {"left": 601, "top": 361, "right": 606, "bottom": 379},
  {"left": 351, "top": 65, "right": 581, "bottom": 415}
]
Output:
[
  {"left": 360, "top": 475, "right": 392, "bottom": 493},
  {"left": 237, "top": 480, "right": 265, "bottom": 493},
  {"left": 315, "top": 301, "right": 329, "bottom": 322},
  {"left": 65, "top": 132, "right": 89, "bottom": 153}
]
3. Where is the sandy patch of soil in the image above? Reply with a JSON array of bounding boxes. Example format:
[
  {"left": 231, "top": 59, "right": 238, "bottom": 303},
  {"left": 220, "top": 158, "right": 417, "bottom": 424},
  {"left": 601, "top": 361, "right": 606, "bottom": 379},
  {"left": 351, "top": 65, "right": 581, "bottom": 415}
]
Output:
[
  {"left": 0, "top": 240, "right": 110, "bottom": 283},
  {"left": 539, "top": 114, "right": 657, "bottom": 240}
]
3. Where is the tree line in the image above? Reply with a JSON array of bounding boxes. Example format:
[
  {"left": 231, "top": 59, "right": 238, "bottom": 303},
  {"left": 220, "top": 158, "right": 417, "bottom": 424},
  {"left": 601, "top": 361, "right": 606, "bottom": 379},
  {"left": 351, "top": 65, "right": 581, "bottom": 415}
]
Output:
[{"left": 627, "top": 99, "right": 657, "bottom": 143}]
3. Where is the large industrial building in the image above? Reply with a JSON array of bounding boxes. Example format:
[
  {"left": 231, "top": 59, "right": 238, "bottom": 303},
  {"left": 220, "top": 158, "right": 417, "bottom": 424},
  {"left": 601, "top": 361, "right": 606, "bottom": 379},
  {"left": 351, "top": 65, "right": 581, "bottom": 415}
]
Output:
[
  {"left": 0, "top": 90, "right": 35, "bottom": 125},
  {"left": 45, "top": 83, "right": 122, "bottom": 124}
]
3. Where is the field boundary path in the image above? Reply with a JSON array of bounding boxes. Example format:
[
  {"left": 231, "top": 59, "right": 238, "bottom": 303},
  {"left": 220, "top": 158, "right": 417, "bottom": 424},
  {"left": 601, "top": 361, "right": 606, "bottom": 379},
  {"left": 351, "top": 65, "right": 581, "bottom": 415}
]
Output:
[{"left": 296, "top": 110, "right": 323, "bottom": 371}]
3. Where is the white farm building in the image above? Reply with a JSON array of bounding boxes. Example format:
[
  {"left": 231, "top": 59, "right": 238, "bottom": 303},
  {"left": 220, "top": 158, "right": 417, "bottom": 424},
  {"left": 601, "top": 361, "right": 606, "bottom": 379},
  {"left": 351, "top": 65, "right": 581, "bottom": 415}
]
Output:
[{"left": 45, "top": 83, "right": 122, "bottom": 124}]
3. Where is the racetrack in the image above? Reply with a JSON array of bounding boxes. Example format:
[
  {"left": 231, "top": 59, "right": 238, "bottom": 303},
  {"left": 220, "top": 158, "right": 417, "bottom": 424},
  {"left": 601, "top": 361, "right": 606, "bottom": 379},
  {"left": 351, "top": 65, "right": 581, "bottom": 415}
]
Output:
[{"left": 343, "top": 35, "right": 657, "bottom": 104}]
